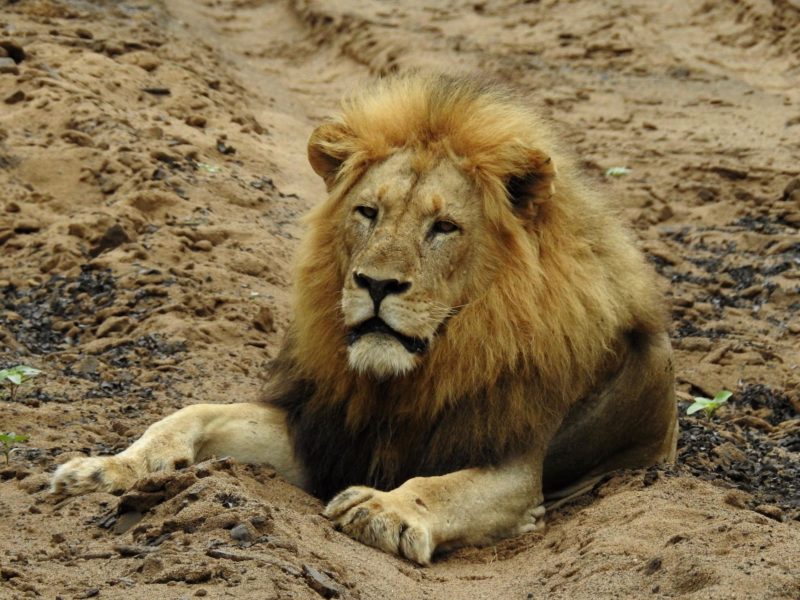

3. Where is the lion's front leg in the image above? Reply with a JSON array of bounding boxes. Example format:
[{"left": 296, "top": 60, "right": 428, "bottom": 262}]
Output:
[
  {"left": 324, "top": 454, "right": 544, "bottom": 565},
  {"left": 51, "top": 403, "right": 305, "bottom": 496}
]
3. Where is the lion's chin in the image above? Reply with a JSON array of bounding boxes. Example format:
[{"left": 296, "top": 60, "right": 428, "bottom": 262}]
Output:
[{"left": 347, "top": 335, "right": 420, "bottom": 379}]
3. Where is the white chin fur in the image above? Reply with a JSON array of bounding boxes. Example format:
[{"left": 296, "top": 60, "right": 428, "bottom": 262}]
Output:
[{"left": 347, "top": 335, "right": 419, "bottom": 379}]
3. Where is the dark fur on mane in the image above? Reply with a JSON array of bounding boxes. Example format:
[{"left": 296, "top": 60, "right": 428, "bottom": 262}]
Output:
[{"left": 262, "top": 342, "right": 539, "bottom": 501}]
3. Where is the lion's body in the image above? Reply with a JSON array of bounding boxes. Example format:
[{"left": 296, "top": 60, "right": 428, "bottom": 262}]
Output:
[{"left": 52, "top": 74, "right": 677, "bottom": 564}]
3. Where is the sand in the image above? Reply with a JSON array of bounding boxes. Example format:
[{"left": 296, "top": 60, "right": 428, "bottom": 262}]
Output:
[{"left": 0, "top": 1, "right": 798, "bottom": 598}]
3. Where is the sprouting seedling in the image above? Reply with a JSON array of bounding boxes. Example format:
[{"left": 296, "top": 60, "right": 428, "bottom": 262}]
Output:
[
  {"left": 0, "top": 432, "right": 29, "bottom": 465},
  {"left": 605, "top": 166, "right": 631, "bottom": 177},
  {"left": 0, "top": 365, "right": 42, "bottom": 401},
  {"left": 686, "top": 390, "right": 733, "bottom": 419}
]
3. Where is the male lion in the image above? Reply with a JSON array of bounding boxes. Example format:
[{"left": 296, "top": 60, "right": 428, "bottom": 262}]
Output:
[{"left": 52, "top": 74, "right": 677, "bottom": 565}]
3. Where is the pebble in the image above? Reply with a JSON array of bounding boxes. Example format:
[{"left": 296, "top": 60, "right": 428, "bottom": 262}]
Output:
[
  {"left": 229, "top": 523, "right": 253, "bottom": 543},
  {"left": 61, "top": 130, "right": 94, "bottom": 147},
  {"left": 91, "top": 223, "right": 131, "bottom": 256},
  {"left": 0, "top": 57, "right": 19, "bottom": 75},
  {"left": 253, "top": 306, "right": 275, "bottom": 333},
  {"left": 186, "top": 115, "right": 207, "bottom": 128},
  {"left": 4, "top": 90, "right": 25, "bottom": 104},
  {"left": 781, "top": 178, "right": 800, "bottom": 201},
  {"left": 0, "top": 40, "right": 25, "bottom": 63},
  {"left": 303, "top": 564, "right": 344, "bottom": 599}
]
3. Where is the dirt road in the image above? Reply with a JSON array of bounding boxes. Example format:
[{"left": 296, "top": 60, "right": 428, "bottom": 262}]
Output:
[{"left": 1, "top": 1, "right": 798, "bottom": 598}]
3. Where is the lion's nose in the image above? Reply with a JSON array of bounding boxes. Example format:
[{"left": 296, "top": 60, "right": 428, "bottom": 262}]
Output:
[{"left": 354, "top": 272, "right": 411, "bottom": 312}]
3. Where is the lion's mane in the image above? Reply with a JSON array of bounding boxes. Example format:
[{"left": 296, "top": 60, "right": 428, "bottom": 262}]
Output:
[{"left": 264, "top": 74, "right": 666, "bottom": 500}]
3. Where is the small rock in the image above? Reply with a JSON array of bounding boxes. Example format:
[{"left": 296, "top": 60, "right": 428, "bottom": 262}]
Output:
[
  {"left": 62, "top": 130, "right": 94, "bottom": 147},
  {"left": 75, "top": 28, "right": 94, "bottom": 40},
  {"left": 195, "top": 591, "right": 208, "bottom": 597},
  {"left": 75, "top": 355, "right": 101, "bottom": 375},
  {"left": 710, "top": 166, "right": 748, "bottom": 180},
  {"left": 74, "top": 588, "right": 99, "bottom": 599},
  {"left": 302, "top": 564, "right": 344, "bottom": 599},
  {"left": 0, "top": 41, "right": 25, "bottom": 63},
  {"left": 253, "top": 306, "right": 275, "bottom": 333},
  {"left": 113, "top": 544, "right": 158, "bottom": 557},
  {"left": 122, "top": 51, "right": 160, "bottom": 72},
  {"left": 216, "top": 138, "right": 236, "bottom": 155},
  {"left": 4, "top": 90, "right": 25, "bottom": 104},
  {"left": 186, "top": 115, "right": 207, "bottom": 128},
  {"left": 206, "top": 548, "right": 253, "bottom": 562},
  {"left": 193, "top": 239, "right": 213, "bottom": 252},
  {"left": 230, "top": 523, "right": 253, "bottom": 543},
  {"left": 90, "top": 223, "right": 131, "bottom": 256},
  {"left": 643, "top": 557, "right": 662, "bottom": 575},
  {"left": 782, "top": 178, "right": 800, "bottom": 201},
  {"left": 0, "top": 57, "right": 18, "bottom": 75}
]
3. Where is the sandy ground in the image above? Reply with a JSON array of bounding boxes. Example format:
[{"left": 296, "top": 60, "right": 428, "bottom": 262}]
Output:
[{"left": 1, "top": 0, "right": 799, "bottom": 598}]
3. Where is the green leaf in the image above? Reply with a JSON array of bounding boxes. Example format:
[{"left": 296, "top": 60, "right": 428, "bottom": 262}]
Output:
[
  {"left": 713, "top": 390, "right": 733, "bottom": 404},
  {"left": 605, "top": 166, "right": 631, "bottom": 177},
  {"left": 687, "top": 390, "right": 733, "bottom": 418},
  {"left": 197, "top": 162, "right": 221, "bottom": 173},
  {"left": 0, "top": 432, "right": 28, "bottom": 444},
  {"left": 0, "top": 365, "right": 41, "bottom": 385},
  {"left": 686, "top": 402, "right": 708, "bottom": 415}
]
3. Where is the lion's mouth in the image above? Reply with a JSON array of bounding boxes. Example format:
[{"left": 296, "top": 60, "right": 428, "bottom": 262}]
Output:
[{"left": 346, "top": 317, "right": 429, "bottom": 355}]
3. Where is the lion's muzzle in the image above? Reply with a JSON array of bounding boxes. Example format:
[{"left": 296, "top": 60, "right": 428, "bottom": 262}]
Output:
[{"left": 347, "top": 317, "right": 429, "bottom": 355}]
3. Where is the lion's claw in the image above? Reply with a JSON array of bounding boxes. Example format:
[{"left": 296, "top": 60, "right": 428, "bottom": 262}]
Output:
[
  {"left": 324, "top": 485, "right": 435, "bottom": 565},
  {"left": 51, "top": 456, "right": 140, "bottom": 496}
]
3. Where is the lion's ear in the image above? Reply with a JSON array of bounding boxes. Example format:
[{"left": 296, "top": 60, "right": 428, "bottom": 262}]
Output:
[
  {"left": 505, "top": 149, "right": 557, "bottom": 221},
  {"left": 308, "top": 122, "right": 355, "bottom": 190}
]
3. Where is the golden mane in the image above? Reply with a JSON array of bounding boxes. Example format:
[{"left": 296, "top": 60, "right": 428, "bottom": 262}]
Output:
[{"left": 269, "top": 74, "right": 665, "bottom": 478}]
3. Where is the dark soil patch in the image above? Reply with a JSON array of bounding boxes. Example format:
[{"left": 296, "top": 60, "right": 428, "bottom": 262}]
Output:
[
  {"left": 1, "top": 266, "right": 116, "bottom": 353},
  {"left": 677, "top": 385, "right": 799, "bottom": 519}
]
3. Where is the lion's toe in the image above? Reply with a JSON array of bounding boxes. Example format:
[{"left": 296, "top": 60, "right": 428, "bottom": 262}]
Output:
[
  {"left": 515, "top": 503, "right": 546, "bottom": 535},
  {"left": 326, "top": 487, "right": 435, "bottom": 565},
  {"left": 323, "top": 486, "right": 375, "bottom": 519},
  {"left": 51, "top": 456, "right": 139, "bottom": 497}
]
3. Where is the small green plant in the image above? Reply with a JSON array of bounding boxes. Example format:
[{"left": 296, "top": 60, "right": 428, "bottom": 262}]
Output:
[
  {"left": 0, "top": 432, "right": 28, "bottom": 465},
  {"left": 605, "top": 166, "right": 631, "bottom": 177},
  {"left": 0, "top": 365, "right": 41, "bottom": 401},
  {"left": 687, "top": 390, "right": 733, "bottom": 419}
]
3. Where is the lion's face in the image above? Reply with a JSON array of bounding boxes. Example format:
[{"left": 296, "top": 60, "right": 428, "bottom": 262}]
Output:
[{"left": 337, "top": 150, "right": 482, "bottom": 378}]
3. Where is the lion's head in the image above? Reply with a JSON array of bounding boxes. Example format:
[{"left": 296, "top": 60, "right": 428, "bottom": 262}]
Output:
[
  {"left": 285, "top": 73, "right": 662, "bottom": 419},
  {"left": 328, "top": 149, "right": 490, "bottom": 378}
]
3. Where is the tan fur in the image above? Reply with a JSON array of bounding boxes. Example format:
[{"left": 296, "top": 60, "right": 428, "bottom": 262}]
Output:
[
  {"left": 296, "top": 73, "right": 664, "bottom": 428},
  {"left": 51, "top": 73, "right": 677, "bottom": 565}
]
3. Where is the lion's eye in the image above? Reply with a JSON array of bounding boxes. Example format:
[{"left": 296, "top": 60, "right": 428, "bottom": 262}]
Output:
[
  {"left": 431, "top": 220, "right": 459, "bottom": 235},
  {"left": 355, "top": 205, "right": 378, "bottom": 220}
]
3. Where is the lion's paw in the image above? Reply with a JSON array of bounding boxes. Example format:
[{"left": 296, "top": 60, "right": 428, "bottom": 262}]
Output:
[
  {"left": 51, "top": 456, "right": 141, "bottom": 497},
  {"left": 324, "top": 485, "right": 435, "bottom": 565},
  {"left": 515, "top": 503, "right": 546, "bottom": 535}
]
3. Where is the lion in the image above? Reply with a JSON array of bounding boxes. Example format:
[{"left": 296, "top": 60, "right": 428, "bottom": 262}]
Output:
[{"left": 51, "top": 73, "right": 678, "bottom": 565}]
